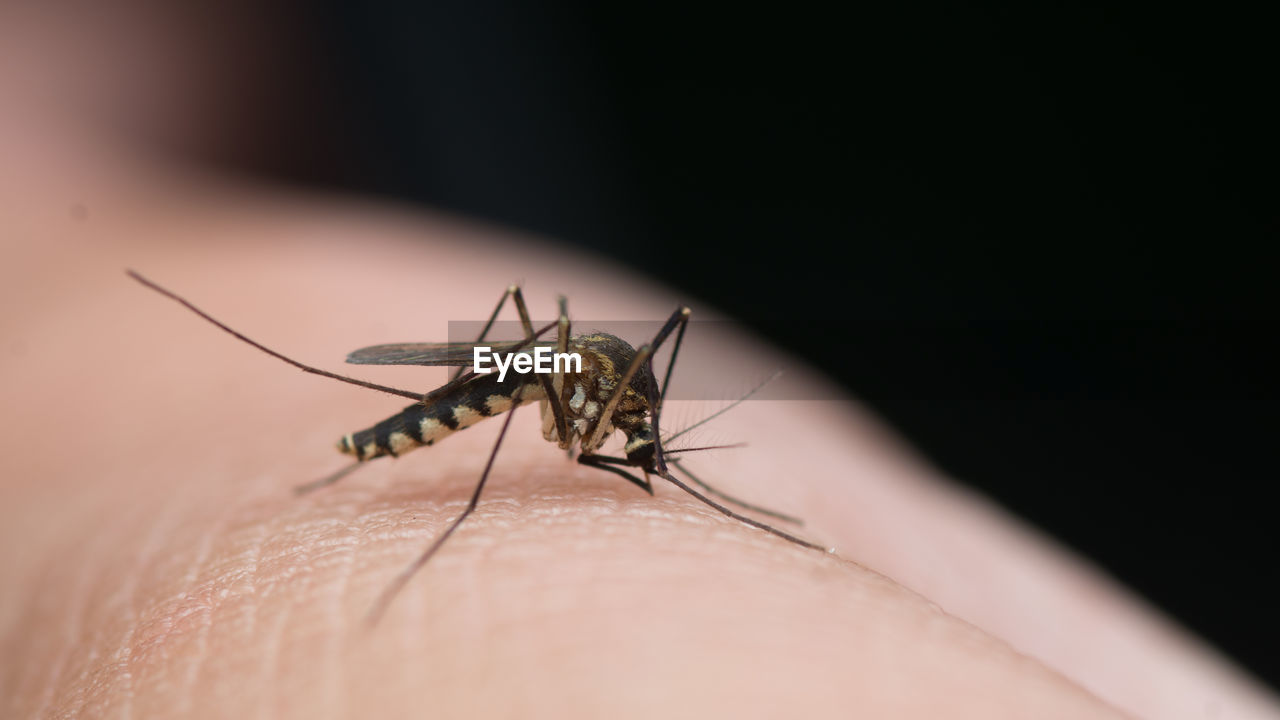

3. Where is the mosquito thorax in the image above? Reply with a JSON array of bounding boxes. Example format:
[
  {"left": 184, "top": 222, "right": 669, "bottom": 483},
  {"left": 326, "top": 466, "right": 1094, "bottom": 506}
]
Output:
[{"left": 541, "top": 332, "right": 656, "bottom": 452}]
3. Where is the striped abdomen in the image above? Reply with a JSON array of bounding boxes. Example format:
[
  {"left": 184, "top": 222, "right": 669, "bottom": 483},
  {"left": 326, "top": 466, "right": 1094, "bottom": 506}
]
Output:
[{"left": 338, "top": 374, "right": 544, "bottom": 461}]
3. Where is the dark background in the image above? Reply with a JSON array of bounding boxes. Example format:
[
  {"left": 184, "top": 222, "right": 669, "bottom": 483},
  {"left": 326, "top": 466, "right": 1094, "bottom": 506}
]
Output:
[{"left": 190, "top": 2, "right": 1278, "bottom": 688}]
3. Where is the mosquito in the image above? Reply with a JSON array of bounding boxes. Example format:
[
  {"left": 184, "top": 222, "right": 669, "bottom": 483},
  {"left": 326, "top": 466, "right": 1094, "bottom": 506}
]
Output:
[{"left": 127, "top": 271, "right": 827, "bottom": 622}]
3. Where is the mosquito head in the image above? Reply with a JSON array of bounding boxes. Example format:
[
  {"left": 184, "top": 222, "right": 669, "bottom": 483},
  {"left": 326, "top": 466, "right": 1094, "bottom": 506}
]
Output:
[{"left": 622, "top": 423, "right": 655, "bottom": 467}]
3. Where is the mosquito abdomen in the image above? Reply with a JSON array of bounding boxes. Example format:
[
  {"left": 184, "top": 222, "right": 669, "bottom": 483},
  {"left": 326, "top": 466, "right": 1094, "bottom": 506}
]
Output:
[{"left": 338, "top": 374, "right": 544, "bottom": 461}]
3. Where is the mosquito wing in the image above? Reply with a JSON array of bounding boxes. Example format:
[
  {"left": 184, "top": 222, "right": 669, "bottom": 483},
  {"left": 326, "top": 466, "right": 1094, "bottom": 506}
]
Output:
[{"left": 346, "top": 341, "right": 555, "bottom": 367}]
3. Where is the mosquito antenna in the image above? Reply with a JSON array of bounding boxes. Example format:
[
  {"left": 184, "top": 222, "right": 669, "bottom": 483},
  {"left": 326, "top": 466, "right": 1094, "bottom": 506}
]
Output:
[
  {"left": 128, "top": 270, "right": 425, "bottom": 402},
  {"left": 664, "top": 369, "right": 783, "bottom": 445},
  {"left": 293, "top": 461, "right": 363, "bottom": 495}
]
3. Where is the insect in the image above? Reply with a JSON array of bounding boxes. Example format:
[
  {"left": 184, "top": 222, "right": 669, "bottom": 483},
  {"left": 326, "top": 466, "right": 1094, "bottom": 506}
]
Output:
[{"left": 127, "top": 271, "right": 826, "bottom": 621}]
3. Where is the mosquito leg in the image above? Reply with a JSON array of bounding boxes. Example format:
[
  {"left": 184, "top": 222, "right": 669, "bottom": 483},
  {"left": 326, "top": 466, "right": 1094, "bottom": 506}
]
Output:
[
  {"left": 294, "top": 460, "right": 366, "bottom": 495},
  {"left": 582, "top": 452, "right": 800, "bottom": 525},
  {"left": 451, "top": 284, "right": 519, "bottom": 382},
  {"left": 365, "top": 387, "right": 525, "bottom": 626},
  {"left": 582, "top": 453, "right": 818, "bottom": 546},
  {"left": 552, "top": 295, "right": 573, "bottom": 448},
  {"left": 507, "top": 287, "right": 569, "bottom": 445},
  {"left": 585, "top": 453, "right": 799, "bottom": 523},
  {"left": 658, "top": 469, "right": 828, "bottom": 553},
  {"left": 670, "top": 458, "right": 803, "bottom": 525},
  {"left": 450, "top": 284, "right": 565, "bottom": 444},
  {"left": 578, "top": 453, "right": 654, "bottom": 495},
  {"left": 127, "top": 271, "right": 424, "bottom": 402},
  {"left": 653, "top": 308, "right": 690, "bottom": 423},
  {"left": 556, "top": 296, "right": 570, "bottom": 356},
  {"left": 646, "top": 309, "right": 692, "bottom": 479}
]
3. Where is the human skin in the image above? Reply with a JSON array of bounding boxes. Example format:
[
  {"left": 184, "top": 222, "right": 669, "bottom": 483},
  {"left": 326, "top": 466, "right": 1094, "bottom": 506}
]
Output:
[
  {"left": 3, "top": 149, "right": 1280, "bottom": 720},
  {"left": 2, "top": 6, "right": 1279, "bottom": 718}
]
